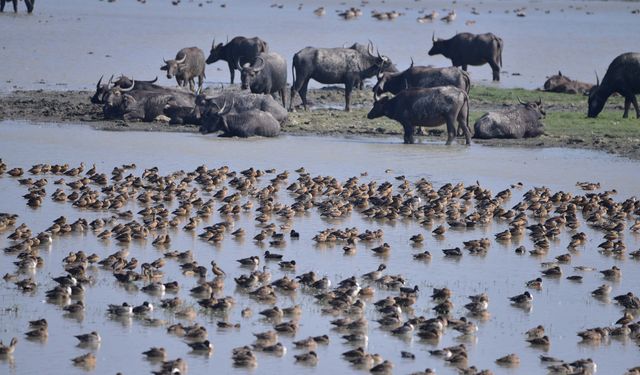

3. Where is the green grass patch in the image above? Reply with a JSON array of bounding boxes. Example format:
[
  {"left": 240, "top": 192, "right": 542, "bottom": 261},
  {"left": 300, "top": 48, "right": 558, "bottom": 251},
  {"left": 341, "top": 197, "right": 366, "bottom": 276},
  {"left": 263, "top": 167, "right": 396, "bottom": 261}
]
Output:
[{"left": 544, "top": 111, "right": 640, "bottom": 139}]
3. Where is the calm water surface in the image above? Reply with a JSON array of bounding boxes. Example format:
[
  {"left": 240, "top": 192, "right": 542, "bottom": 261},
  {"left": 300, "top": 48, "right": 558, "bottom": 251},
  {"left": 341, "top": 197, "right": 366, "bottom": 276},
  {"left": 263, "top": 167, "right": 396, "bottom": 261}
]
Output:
[{"left": 0, "top": 121, "right": 639, "bottom": 374}]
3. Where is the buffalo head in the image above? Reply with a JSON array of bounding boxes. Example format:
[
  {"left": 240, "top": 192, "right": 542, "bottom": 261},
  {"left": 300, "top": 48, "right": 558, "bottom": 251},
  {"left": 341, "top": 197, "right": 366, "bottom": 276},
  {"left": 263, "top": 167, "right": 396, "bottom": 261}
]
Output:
[
  {"left": 198, "top": 98, "right": 233, "bottom": 134},
  {"left": 517, "top": 97, "right": 546, "bottom": 118},
  {"left": 367, "top": 93, "right": 390, "bottom": 119},
  {"left": 91, "top": 74, "right": 114, "bottom": 104},
  {"left": 239, "top": 56, "right": 265, "bottom": 90},
  {"left": 161, "top": 54, "right": 186, "bottom": 79},
  {"left": 427, "top": 33, "right": 445, "bottom": 56},
  {"left": 587, "top": 73, "right": 605, "bottom": 118},
  {"left": 206, "top": 38, "right": 225, "bottom": 64}
]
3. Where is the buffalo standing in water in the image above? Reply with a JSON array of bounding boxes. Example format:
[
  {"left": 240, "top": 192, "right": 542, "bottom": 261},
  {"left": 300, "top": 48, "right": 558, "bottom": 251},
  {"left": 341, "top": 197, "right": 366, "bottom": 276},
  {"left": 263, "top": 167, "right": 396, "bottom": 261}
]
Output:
[
  {"left": 367, "top": 87, "right": 471, "bottom": 145},
  {"left": 428, "top": 32, "right": 503, "bottom": 81},
  {"left": 588, "top": 52, "right": 640, "bottom": 119},
  {"left": 473, "top": 99, "right": 546, "bottom": 139},
  {"left": 206, "top": 36, "right": 269, "bottom": 84}
]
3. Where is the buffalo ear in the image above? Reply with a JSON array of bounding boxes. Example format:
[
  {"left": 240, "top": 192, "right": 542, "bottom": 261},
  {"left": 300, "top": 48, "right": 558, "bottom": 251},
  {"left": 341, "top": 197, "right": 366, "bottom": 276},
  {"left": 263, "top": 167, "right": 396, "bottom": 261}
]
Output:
[
  {"left": 558, "top": 71, "right": 562, "bottom": 77},
  {"left": 160, "top": 66, "right": 167, "bottom": 71}
]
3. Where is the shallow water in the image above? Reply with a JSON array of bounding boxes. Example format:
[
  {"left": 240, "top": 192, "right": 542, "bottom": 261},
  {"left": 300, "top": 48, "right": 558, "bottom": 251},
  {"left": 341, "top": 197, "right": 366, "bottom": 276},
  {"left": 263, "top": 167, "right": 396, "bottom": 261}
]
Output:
[
  {"left": 0, "top": 121, "right": 639, "bottom": 375},
  {"left": 0, "top": 0, "right": 639, "bottom": 92}
]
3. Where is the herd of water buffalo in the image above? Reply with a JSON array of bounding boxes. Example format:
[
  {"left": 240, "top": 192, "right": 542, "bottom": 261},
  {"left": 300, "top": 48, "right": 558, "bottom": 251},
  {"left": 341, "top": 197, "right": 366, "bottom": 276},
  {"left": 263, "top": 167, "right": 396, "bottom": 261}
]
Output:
[{"left": 90, "top": 34, "right": 640, "bottom": 144}]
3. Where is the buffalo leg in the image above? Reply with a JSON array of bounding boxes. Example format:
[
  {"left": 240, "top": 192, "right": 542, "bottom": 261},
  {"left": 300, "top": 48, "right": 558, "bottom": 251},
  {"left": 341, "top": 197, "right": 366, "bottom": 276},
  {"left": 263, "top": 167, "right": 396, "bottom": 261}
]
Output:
[
  {"left": 344, "top": 80, "right": 354, "bottom": 112},
  {"left": 279, "top": 88, "right": 286, "bottom": 108},
  {"left": 299, "top": 80, "right": 311, "bottom": 110},
  {"left": 197, "top": 76, "right": 203, "bottom": 94},
  {"left": 623, "top": 97, "right": 630, "bottom": 118},
  {"left": 489, "top": 61, "right": 500, "bottom": 81},
  {"left": 403, "top": 123, "right": 415, "bottom": 144},
  {"left": 25, "top": 0, "right": 34, "bottom": 13},
  {"left": 445, "top": 116, "right": 456, "bottom": 145},
  {"left": 457, "top": 108, "right": 471, "bottom": 145},
  {"left": 631, "top": 95, "right": 640, "bottom": 118},
  {"left": 11, "top": 0, "right": 16, "bottom": 12},
  {"left": 0, "top": 0, "right": 5, "bottom": 12},
  {"left": 227, "top": 62, "right": 235, "bottom": 84}
]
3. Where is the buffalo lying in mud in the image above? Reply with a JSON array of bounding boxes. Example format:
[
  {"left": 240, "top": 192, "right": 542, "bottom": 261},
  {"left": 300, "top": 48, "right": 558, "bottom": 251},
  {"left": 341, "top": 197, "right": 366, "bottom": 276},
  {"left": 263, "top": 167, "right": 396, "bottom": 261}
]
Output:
[
  {"left": 428, "top": 32, "right": 503, "bottom": 81},
  {"left": 102, "top": 81, "right": 196, "bottom": 123},
  {"left": 206, "top": 36, "right": 269, "bottom": 84},
  {"left": 197, "top": 98, "right": 281, "bottom": 138},
  {"left": 588, "top": 52, "right": 640, "bottom": 119},
  {"left": 239, "top": 52, "right": 287, "bottom": 107},
  {"left": 194, "top": 91, "right": 288, "bottom": 126},
  {"left": 290, "top": 41, "right": 397, "bottom": 111},
  {"left": 161, "top": 47, "right": 206, "bottom": 93},
  {"left": 367, "top": 87, "right": 471, "bottom": 145},
  {"left": 473, "top": 98, "right": 546, "bottom": 139},
  {"left": 543, "top": 71, "right": 593, "bottom": 95},
  {"left": 91, "top": 75, "right": 159, "bottom": 104}
]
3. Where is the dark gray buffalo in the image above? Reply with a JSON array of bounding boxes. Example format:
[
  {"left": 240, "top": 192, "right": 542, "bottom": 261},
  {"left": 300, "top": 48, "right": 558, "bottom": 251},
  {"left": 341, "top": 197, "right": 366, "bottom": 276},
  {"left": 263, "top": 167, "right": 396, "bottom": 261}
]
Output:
[
  {"left": 102, "top": 82, "right": 196, "bottom": 122},
  {"left": 161, "top": 47, "right": 206, "bottom": 93},
  {"left": 373, "top": 64, "right": 470, "bottom": 97},
  {"left": 428, "top": 32, "right": 503, "bottom": 81},
  {"left": 588, "top": 52, "right": 640, "bottom": 119},
  {"left": 345, "top": 42, "right": 398, "bottom": 89},
  {"left": 290, "top": 42, "right": 397, "bottom": 111},
  {"left": 367, "top": 87, "right": 471, "bottom": 145},
  {"left": 195, "top": 91, "right": 288, "bottom": 126},
  {"left": 206, "top": 36, "right": 269, "bottom": 84},
  {"left": 239, "top": 52, "right": 287, "bottom": 107},
  {"left": 473, "top": 99, "right": 546, "bottom": 139},
  {"left": 543, "top": 71, "right": 593, "bottom": 95},
  {"left": 91, "top": 75, "right": 159, "bottom": 104},
  {"left": 198, "top": 100, "right": 280, "bottom": 138}
]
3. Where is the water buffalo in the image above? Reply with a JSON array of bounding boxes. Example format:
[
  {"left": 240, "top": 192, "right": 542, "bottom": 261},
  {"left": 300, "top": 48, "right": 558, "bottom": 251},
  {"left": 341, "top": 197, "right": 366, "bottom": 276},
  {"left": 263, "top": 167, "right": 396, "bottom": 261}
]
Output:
[
  {"left": 290, "top": 42, "right": 397, "bottom": 111},
  {"left": 543, "top": 71, "right": 593, "bottom": 95},
  {"left": 102, "top": 82, "right": 195, "bottom": 122},
  {"left": 1, "top": 0, "right": 34, "bottom": 13},
  {"left": 198, "top": 100, "right": 280, "bottom": 138},
  {"left": 473, "top": 98, "right": 546, "bottom": 139},
  {"left": 588, "top": 52, "right": 640, "bottom": 119},
  {"left": 239, "top": 52, "right": 287, "bottom": 107},
  {"left": 195, "top": 90, "right": 288, "bottom": 125},
  {"left": 91, "top": 75, "right": 159, "bottom": 104},
  {"left": 367, "top": 87, "right": 471, "bottom": 145},
  {"left": 206, "top": 36, "right": 269, "bottom": 84},
  {"left": 373, "top": 64, "right": 471, "bottom": 97},
  {"left": 161, "top": 47, "right": 206, "bottom": 93},
  {"left": 428, "top": 32, "right": 503, "bottom": 81},
  {"left": 345, "top": 42, "right": 398, "bottom": 89}
]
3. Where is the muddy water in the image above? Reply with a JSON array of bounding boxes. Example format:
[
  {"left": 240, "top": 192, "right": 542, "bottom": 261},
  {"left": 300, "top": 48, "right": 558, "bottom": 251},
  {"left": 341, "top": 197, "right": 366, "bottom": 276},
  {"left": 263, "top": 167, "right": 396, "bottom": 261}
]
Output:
[
  {"left": 0, "top": 0, "right": 638, "bottom": 92},
  {"left": 0, "top": 121, "right": 639, "bottom": 375}
]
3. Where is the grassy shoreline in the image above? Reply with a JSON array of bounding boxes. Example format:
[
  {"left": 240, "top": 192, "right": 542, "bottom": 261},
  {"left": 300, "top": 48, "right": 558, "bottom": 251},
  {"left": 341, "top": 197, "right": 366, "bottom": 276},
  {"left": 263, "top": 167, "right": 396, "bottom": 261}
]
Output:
[{"left": 1, "top": 85, "right": 638, "bottom": 159}]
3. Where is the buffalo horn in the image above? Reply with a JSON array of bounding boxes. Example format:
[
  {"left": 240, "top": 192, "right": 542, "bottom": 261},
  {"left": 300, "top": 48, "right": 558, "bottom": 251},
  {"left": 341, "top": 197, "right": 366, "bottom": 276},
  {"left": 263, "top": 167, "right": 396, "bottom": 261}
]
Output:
[
  {"left": 367, "top": 40, "right": 375, "bottom": 56},
  {"left": 410, "top": 57, "right": 414, "bottom": 69},
  {"left": 120, "top": 80, "right": 135, "bottom": 92},
  {"left": 236, "top": 58, "right": 243, "bottom": 70},
  {"left": 432, "top": 32, "right": 436, "bottom": 42},
  {"left": 96, "top": 75, "right": 104, "bottom": 89},
  {"left": 516, "top": 96, "right": 526, "bottom": 105},
  {"left": 176, "top": 54, "right": 186, "bottom": 64},
  {"left": 594, "top": 71, "right": 600, "bottom": 87},
  {"left": 253, "top": 56, "right": 265, "bottom": 72}
]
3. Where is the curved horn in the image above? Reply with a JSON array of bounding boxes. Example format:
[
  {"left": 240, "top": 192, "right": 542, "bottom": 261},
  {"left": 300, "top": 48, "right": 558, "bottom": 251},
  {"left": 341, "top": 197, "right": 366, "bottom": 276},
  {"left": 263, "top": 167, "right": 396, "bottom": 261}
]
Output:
[
  {"left": 120, "top": 80, "right": 135, "bottom": 92},
  {"left": 211, "top": 38, "right": 216, "bottom": 49},
  {"left": 163, "top": 57, "right": 167, "bottom": 64},
  {"left": 373, "top": 91, "right": 381, "bottom": 103},
  {"left": 594, "top": 71, "right": 600, "bottom": 86},
  {"left": 367, "top": 40, "right": 375, "bottom": 56},
  {"left": 108, "top": 74, "right": 114, "bottom": 86},
  {"left": 410, "top": 57, "right": 414, "bottom": 69},
  {"left": 432, "top": 32, "right": 436, "bottom": 43},
  {"left": 176, "top": 54, "right": 186, "bottom": 64},
  {"left": 97, "top": 75, "right": 104, "bottom": 89},
  {"left": 253, "top": 56, "right": 266, "bottom": 72},
  {"left": 236, "top": 58, "right": 243, "bottom": 70},
  {"left": 516, "top": 96, "right": 526, "bottom": 105},
  {"left": 150, "top": 76, "right": 158, "bottom": 84},
  {"left": 376, "top": 48, "right": 382, "bottom": 59}
]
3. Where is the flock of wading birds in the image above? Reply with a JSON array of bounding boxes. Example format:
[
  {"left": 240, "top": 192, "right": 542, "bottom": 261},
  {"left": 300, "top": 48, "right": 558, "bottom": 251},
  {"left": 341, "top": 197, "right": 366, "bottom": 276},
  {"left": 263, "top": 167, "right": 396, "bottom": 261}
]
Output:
[{"left": 0, "top": 158, "right": 639, "bottom": 375}]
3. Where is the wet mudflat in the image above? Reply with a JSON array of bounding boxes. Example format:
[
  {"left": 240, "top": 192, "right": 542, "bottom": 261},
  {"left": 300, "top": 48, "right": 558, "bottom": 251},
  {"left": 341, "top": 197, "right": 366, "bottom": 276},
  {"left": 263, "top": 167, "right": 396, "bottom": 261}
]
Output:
[{"left": 0, "top": 121, "right": 639, "bottom": 375}]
